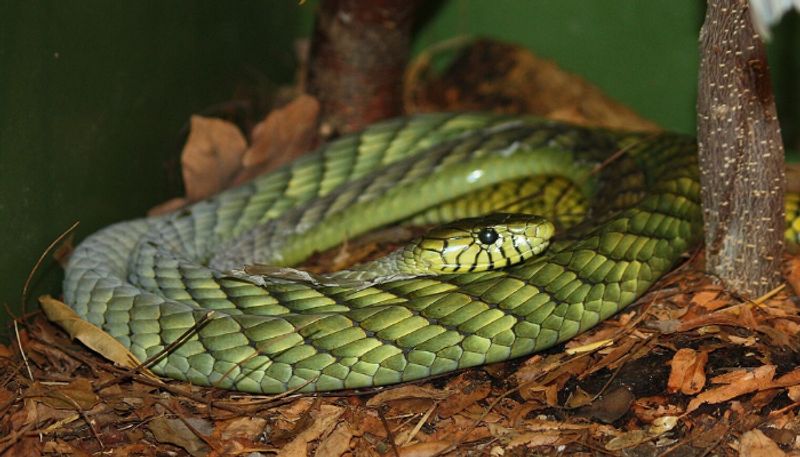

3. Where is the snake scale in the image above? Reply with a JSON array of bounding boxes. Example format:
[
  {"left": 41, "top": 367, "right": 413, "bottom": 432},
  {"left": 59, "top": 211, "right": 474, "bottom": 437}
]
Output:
[{"left": 62, "top": 113, "right": 797, "bottom": 394}]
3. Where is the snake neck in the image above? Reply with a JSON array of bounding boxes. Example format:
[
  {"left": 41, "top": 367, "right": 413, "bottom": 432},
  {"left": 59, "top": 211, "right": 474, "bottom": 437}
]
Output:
[
  {"left": 225, "top": 246, "right": 425, "bottom": 289},
  {"left": 324, "top": 249, "right": 424, "bottom": 286}
]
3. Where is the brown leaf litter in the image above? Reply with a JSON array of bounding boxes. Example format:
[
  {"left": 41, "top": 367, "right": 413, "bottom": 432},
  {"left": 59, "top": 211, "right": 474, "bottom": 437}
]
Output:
[
  {"left": 6, "top": 37, "right": 800, "bottom": 456},
  {"left": 5, "top": 253, "right": 800, "bottom": 456}
]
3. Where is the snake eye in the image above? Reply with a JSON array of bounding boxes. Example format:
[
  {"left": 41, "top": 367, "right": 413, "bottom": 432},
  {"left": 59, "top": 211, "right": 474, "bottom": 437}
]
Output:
[{"left": 478, "top": 227, "right": 499, "bottom": 245}]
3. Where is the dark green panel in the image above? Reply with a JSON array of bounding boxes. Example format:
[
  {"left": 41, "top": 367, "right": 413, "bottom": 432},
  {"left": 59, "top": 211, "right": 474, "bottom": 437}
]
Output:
[
  {"left": 0, "top": 1, "right": 314, "bottom": 314},
  {"left": 768, "top": 14, "right": 800, "bottom": 151},
  {"left": 413, "top": 0, "right": 704, "bottom": 133}
]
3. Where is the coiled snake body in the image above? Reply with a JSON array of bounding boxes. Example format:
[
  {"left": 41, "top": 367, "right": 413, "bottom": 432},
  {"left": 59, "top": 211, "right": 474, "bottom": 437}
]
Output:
[{"left": 64, "top": 113, "right": 718, "bottom": 393}]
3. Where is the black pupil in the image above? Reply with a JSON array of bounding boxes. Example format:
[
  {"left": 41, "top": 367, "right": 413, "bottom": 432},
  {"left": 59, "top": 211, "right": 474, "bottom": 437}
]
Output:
[{"left": 478, "top": 228, "right": 499, "bottom": 244}]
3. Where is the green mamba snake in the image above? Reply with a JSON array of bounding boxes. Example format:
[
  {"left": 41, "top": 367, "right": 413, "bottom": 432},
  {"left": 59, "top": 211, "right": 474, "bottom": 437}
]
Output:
[{"left": 61, "top": 113, "right": 795, "bottom": 394}]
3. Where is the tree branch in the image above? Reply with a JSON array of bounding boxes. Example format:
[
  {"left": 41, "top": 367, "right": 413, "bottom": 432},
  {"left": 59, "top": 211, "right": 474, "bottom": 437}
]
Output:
[
  {"left": 697, "top": 0, "right": 786, "bottom": 296},
  {"left": 306, "top": 0, "right": 422, "bottom": 134}
]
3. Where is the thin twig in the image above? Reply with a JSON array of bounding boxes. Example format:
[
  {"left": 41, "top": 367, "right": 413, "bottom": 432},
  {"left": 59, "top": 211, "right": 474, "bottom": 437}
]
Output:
[
  {"left": 61, "top": 392, "right": 104, "bottom": 449},
  {"left": 377, "top": 405, "right": 400, "bottom": 457},
  {"left": 402, "top": 402, "right": 436, "bottom": 446},
  {"left": 21, "top": 221, "right": 79, "bottom": 315},
  {"left": 13, "top": 321, "right": 34, "bottom": 381},
  {"left": 159, "top": 400, "right": 217, "bottom": 452}
]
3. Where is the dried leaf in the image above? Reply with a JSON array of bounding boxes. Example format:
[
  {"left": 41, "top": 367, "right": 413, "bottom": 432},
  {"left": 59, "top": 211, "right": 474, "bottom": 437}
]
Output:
[
  {"left": 181, "top": 115, "right": 248, "bottom": 201},
  {"left": 632, "top": 396, "right": 684, "bottom": 423},
  {"left": 233, "top": 95, "right": 320, "bottom": 185},
  {"left": 648, "top": 416, "right": 678, "bottom": 436},
  {"left": 39, "top": 295, "right": 147, "bottom": 372},
  {"left": 397, "top": 440, "right": 451, "bottom": 457},
  {"left": 667, "top": 348, "right": 708, "bottom": 395},
  {"left": 52, "top": 233, "right": 75, "bottom": 268},
  {"left": 578, "top": 387, "right": 634, "bottom": 424},
  {"left": 686, "top": 365, "right": 776, "bottom": 413},
  {"left": 772, "top": 318, "right": 800, "bottom": 338},
  {"left": 148, "top": 416, "right": 211, "bottom": 457},
  {"left": 516, "top": 353, "right": 591, "bottom": 387},
  {"left": 0, "top": 387, "right": 13, "bottom": 408},
  {"left": 677, "top": 305, "right": 759, "bottom": 333},
  {"left": 769, "top": 367, "right": 800, "bottom": 391},
  {"left": 786, "top": 256, "right": 800, "bottom": 296},
  {"left": 507, "top": 430, "right": 562, "bottom": 449},
  {"left": 739, "top": 429, "right": 786, "bottom": 457},
  {"left": 278, "top": 404, "right": 343, "bottom": 457},
  {"left": 565, "top": 338, "right": 613, "bottom": 355},
  {"left": 564, "top": 386, "right": 594, "bottom": 409},
  {"left": 690, "top": 290, "right": 730, "bottom": 311},
  {"left": 787, "top": 385, "right": 800, "bottom": 402},
  {"left": 605, "top": 429, "right": 649, "bottom": 451},
  {"left": 214, "top": 417, "right": 266, "bottom": 441},
  {"left": 437, "top": 382, "right": 490, "bottom": 418},
  {"left": 580, "top": 338, "right": 638, "bottom": 379},
  {"left": 752, "top": 388, "right": 781, "bottom": 408},
  {"left": 690, "top": 290, "right": 720, "bottom": 307},
  {"left": 279, "top": 397, "right": 315, "bottom": 422},
  {"left": 366, "top": 385, "right": 450, "bottom": 407},
  {"left": 315, "top": 422, "right": 353, "bottom": 457},
  {"left": 41, "top": 440, "right": 89, "bottom": 456}
]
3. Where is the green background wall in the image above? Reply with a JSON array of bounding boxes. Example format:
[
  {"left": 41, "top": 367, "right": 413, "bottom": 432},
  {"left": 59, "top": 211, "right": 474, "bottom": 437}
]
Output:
[{"left": 1, "top": 1, "right": 797, "bottom": 324}]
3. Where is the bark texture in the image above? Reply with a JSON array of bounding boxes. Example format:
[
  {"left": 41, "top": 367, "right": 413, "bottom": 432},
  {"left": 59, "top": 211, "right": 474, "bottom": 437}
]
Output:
[
  {"left": 697, "top": 0, "right": 786, "bottom": 297},
  {"left": 307, "top": 0, "right": 421, "bottom": 134}
]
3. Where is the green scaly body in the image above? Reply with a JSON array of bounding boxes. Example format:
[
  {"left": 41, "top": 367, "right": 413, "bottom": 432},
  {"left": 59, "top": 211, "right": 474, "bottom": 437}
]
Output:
[{"left": 61, "top": 113, "right": 775, "bottom": 393}]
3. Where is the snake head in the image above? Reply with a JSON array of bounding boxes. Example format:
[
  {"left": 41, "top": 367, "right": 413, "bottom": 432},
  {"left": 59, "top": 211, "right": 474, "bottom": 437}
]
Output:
[{"left": 412, "top": 213, "right": 555, "bottom": 274}]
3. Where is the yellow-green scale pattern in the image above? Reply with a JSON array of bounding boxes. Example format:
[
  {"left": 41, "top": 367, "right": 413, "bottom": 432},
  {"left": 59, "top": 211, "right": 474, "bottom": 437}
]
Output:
[{"left": 63, "top": 113, "right": 800, "bottom": 393}]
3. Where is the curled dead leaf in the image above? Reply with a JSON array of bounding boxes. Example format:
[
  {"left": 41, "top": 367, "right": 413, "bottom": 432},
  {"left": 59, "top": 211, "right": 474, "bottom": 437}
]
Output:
[
  {"left": 632, "top": 396, "right": 685, "bottom": 424},
  {"left": 576, "top": 387, "right": 634, "bottom": 424},
  {"left": 366, "top": 385, "right": 450, "bottom": 408},
  {"left": 667, "top": 348, "right": 708, "bottom": 395},
  {"left": 686, "top": 365, "right": 776, "bottom": 413},
  {"left": 39, "top": 295, "right": 148, "bottom": 373},
  {"left": 786, "top": 256, "right": 800, "bottom": 296},
  {"left": 397, "top": 440, "right": 451, "bottom": 457},
  {"left": 788, "top": 385, "right": 800, "bottom": 402},
  {"left": 277, "top": 404, "right": 343, "bottom": 457},
  {"left": 739, "top": 429, "right": 786, "bottom": 457},
  {"left": 315, "top": 422, "right": 353, "bottom": 457},
  {"left": 148, "top": 416, "right": 212, "bottom": 457},
  {"left": 437, "top": 382, "right": 490, "bottom": 418},
  {"left": 507, "top": 430, "right": 563, "bottom": 449},
  {"left": 605, "top": 429, "right": 649, "bottom": 451},
  {"left": 233, "top": 95, "right": 320, "bottom": 185},
  {"left": 213, "top": 417, "right": 267, "bottom": 442},
  {"left": 182, "top": 115, "right": 248, "bottom": 201}
]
